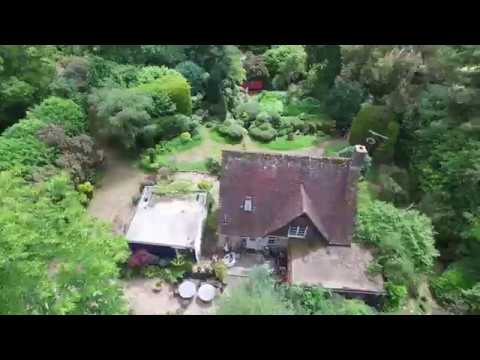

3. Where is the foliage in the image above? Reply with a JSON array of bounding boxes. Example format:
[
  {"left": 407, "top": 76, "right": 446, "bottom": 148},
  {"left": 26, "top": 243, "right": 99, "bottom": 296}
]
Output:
[
  {"left": 0, "top": 45, "right": 57, "bottom": 128},
  {"left": 243, "top": 52, "right": 270, "bottom": 81},
  {"left": 384, "top": 282, "right": 408, "bottom": 311},
  {"left": 86, "top": 56, "right": 139, "bottom": 89},
  {"left": 326, "top": 78, "right": 366, "bottom": 132},
  {"left": 197, "top": 180, "right": 213, "bottom": 192},
  {"left": 27, "top": 96, "right": 87, "bottom": 135},
  {"left": 249, "top": 122, "right": 277, "bottom": 142},
  {"left": 78, "top": 181, "right": 94, "bottom": 198},
  {"left": 256, "top": 91, "right": 286, "bottom": 115},
  {"left": 154, "top": 179, "right": 197, "bottom": 196},
  {"left": 135, "top": 66, "right": 177, "bottom": 85},
  {"left": 355, "top": 197, "right": 439, "bottom": 289},
  {"left": 37, "top": 125, "right": 104, "bottom": 185},
  {"left": 305, "top": 45, "right": 342, "bottom": 89},
  {"left": 0, "top": 118, "right": 56, "bottom": 175},
  {"left": 216, "top": 265, "right": 292, "bottom": 315},
  {"left": 349, "top": 104, "right": 399, "bottom": 162},
  {"left": 212, "top": 261, "right": 228, "bottom": 283},
  {"left": 264, "top": 46, "right": 307, "bottom": 89},
  {"left": 217, "top": 119, "right": 245, "bottom": 141},
  {"left": 88, "top": 87, "right": 154, "bottom": 149},
  {"left": 0, "top": 171, "right": 129, "bottom": 314},
  {"left": 206, "top": 158, "right": 221, "bottom": 176},
  {"left": 175, "top": 61, "right": 208, "bottom": 95},
  {"left": 430, "top": 260, "right": 478, "bottom": 312}
]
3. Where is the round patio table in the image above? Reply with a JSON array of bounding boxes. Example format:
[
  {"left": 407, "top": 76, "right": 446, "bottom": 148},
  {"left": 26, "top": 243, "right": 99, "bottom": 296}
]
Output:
[
  {"left": 198, "top": 283, "right": 216, "bottom": 303},
  {"left": 178, "top": 281, "right": 197, "bottom": 299}
]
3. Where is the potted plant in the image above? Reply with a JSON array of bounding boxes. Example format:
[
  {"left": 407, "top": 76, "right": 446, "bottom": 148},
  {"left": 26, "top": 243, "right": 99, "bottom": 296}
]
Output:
[{"left": 152, "top": 280, "right": 164, "bottom": 293}]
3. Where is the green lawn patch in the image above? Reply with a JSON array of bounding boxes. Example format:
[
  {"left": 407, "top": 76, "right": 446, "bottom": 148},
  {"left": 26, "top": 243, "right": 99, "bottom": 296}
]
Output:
[
  {"left": 208, "top": 128, "right": 242, "bottom": 145},
  {"left": 174, "top": 160, "right": 208, "bottom": 172},
  {"left": 323, "top": 139, "right": 349, "bottom": 156},
  {"left": 257, "top": 135, "right": 318, "bottom": 151}
]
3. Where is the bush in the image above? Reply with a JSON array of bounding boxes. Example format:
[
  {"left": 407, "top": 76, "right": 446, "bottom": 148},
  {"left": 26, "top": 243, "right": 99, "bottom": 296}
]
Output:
[
  {"left": 257, "top": 91, "right": 286, "bottom": 115},
  {"left": 197, "top": 180, "right": 213, "bottom": 192},
  {"left": 243, "top": 52, "right": 269, "bottom": 81},
  {"left": 135, "top": 66, "right": 177, "bottom": 85},
  {"left": 385, "top": 282, "right": 408, "bottom": 311},
  {"left": 175, "top": 61, "right": 208, "bottom": 95},
  {"left": 249, "top": 122, "right": 277, "bottom": 142},
  {"left": 206, "top": 158, "right": 221, "bottom": 176},
  {"left": 236, "top": 100, "right": 261, "bottom": 123},
  {"left": 154, "top": 179, "right": 196, "bottom": 196},
  {"left": 78, "top": 181, "right": 94, "bottom": 199},
  {"left": 212, "top": 261, "right": 228, "bottom": 283},
  {"left": 349, "top": 104, "right": 399, "bottom": 163},
  {"left": 0, "top": 119, "right": 56, "bottom": 174},
  {"left": 431, "top": 260, "right": 478, "bottom": 311},
  {"left": 89, "top": 88, "right": 154, "bottom": 149},
  {"left": 216, "top": 266, "right": 292, "bottom": 315},
  {"left": 355, "top": 198, "right": 439, "bottom": 289},
  {"left": 180, "top": 131, "right": 192, "bottom": 142},
  {"left": 128, "top": 250, "right": 159, "bottom": 269},
  {"left": 326, "top": 79, "right": 366, "bottom": 132},
  {"left": 136, "top": 73, "right": 192, "bottom": 115},
  {"left": 264, "top": 46, "right": 307, "bottom": 87},
  {"left": 27, "top": 96, "right": 87, "bottom": 135},
  {"left": 217, "top": 119, "right": 245, "bottom": 141},
  {"left": 133, "top": 84, "right": 176, "bottom": 118}
]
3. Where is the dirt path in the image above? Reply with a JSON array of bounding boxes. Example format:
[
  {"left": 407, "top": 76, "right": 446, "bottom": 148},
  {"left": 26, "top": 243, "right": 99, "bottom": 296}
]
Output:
[{"left": 88, "top": 149, "right": 147, "bottom": 234}]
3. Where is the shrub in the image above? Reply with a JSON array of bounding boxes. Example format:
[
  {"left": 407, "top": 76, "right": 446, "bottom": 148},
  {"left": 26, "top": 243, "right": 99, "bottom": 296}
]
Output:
[
  {"left": 349, "top": 104, "right": 399, "bottom": 163},
  {"left": 236, "top": 100, "right": 261, "bottom": 123},
  {"left": 217, "top": 119, "right": 245, "bottom": 141},
  {"left": 136, "top": 73, "right": 192, "bottom": 115},
  {"left": 216, "top": 266, "right": 292, "bottom": 315},
  {"left": 355, "top": 198, "right": 439, "bottom": 289},
  {"left": 326, "top": 79, "right": 366, "bottom": 132},
  {"left": 0, "top": 119, "right": 56, "bottom": 174},
  {"left": 385, "top": 282, "right": 408, "bottom": 311},
  {"left": 249, "top": 122, "right": 277, "bottom": 142},
  {"left": 37, "top": 125, "right": 104, "bottom": 185},
  {"left": 175, "top": 61, "right": 208, "bottom": 95},
  {"left": 243, "top": 52, "right": 270, "bottom": 81},
  {"left": 27, "top": 96, "right": 87, "bottom": 135},
  {"left": 212, "top": 261, "right": 228, "bottom": 283},
  {"left": 180, "top": 131, "right": 192, "bottom": 142},
  {"left": 78, "top": 181, "right": 94, "bottom": 199},
  {"left": 206, "top": 158, "right": 221, "bottom": 176},
  {"left": 135, "top": 66, "right": 177, "bottom": 85},
  {"left": 89, "top": 88, "right": 154, "bottom": 149},
  {"left": 264, "top": 46, "right": 307, "bottom": 84},
  {"left": 198, "top": 180, "right": 213, "bottom": 192},
  {"left": 431, "top": 260, "right": 478, "bottom": 311},
  {"left": 133, "top": 84, "right": 176, "bottom": 118},
  {"left": 128, "top": 249, "right": 159, "bottom": 269},
  {"left": 257, "top": 91, "right": 286, "bottom": 115},
  {"left": 154, "top": 179, "right": 196, "bottom": 196}
]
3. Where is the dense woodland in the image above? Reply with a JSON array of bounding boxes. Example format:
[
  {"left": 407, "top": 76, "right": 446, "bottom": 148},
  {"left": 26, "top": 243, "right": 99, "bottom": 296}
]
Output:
[{"left": 1, "top": 45, "right": 480, "bottom": 315}]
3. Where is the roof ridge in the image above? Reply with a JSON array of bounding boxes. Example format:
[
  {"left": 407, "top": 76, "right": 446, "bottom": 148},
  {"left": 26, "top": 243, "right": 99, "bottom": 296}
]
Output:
[{"left": 300, "top": 184, "right": 330, "bottom": 241}]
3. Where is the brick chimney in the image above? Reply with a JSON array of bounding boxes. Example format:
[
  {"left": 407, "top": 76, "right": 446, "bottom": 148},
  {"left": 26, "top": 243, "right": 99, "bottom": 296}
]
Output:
[{"left": 345, "top": 145, "right": 368, "bottom": 207}]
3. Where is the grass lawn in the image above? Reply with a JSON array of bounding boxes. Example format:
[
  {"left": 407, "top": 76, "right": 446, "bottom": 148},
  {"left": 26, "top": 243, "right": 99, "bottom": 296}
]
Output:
[
  {"left": 174, "top": 160, "right": 208, "bottom": 172},
  {"left": 323, "top": 139, "right": 349, "bottom": 156},
  {"left": 256, "top": 135, "right": 318, "bottom": 151},
  {"left": 208, "top": 128, "right": 242, "bottom": 145}
]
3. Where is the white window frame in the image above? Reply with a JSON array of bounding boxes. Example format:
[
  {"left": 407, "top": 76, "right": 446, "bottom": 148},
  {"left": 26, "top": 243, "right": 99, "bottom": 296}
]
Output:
[{"left": 288, "top": 226, "right": 308, "bottom": 238}]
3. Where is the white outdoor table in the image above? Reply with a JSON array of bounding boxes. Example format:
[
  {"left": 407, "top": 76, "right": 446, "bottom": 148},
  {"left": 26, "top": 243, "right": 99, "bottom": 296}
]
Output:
[
  {"left": 198, "top": 283, "right": 216, "bottom": 302},
  {"left": 178, "top": 280, "right": 197, "bottom": 299}
]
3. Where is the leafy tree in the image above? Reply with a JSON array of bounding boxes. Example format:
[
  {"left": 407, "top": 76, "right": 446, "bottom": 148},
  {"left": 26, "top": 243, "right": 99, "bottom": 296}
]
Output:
[
  {"left": 27, "top": 96, "right": 87, "bottom": 135},
  {"left": 355, "top": 196, "right": 439, "bottom": 290},
  {"left": 0, "top": 171, "right": 129, "bottom": 314},
  {"left": 0, "top": 45, "right": 57, "bottom": 128},
  {"left": 243, "top": 52, "right": 269, "bottom": 81},
  {"left": 88, "top": 88, "right": 154, "bottom": 149},
  {"left": 264, "top": 46, "right": 307, "bottom": 90},
  {"left": 304, "top": 45, "right": 342, "bottom": 99},
  {"left": 326, "top": 78, "right": 366, "bottom": 132},
  {"left": 175, "top": 61, "right": 209, "bottom": 95},
  {"left": 216, "top": 266, "right": 292, "bottom": 315}
]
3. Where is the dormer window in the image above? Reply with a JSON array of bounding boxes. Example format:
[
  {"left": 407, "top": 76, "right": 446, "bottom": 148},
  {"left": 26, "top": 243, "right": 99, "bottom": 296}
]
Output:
[
  {"left": 242, "top": 196, "right": 254, "bottom": 212},
  {"left": 288, "top": 226, "right": 308, "bottom": 238}
]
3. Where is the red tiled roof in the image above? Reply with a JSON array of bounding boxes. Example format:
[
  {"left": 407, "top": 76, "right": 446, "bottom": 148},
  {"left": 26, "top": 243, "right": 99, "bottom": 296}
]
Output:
[{"left": 218, "top": 151, "right": 359, "bottom": 246}]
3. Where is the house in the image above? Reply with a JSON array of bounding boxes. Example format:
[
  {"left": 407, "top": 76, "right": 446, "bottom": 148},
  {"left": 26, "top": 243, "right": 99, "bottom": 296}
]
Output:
[
  {"left": 126, "top": 186, "right": 208, "bottom": 261},
  {"left": 218, "top": 147, "right": 384, "bottom": 299}
]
